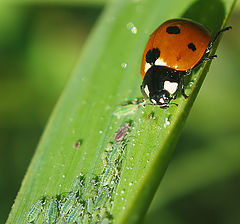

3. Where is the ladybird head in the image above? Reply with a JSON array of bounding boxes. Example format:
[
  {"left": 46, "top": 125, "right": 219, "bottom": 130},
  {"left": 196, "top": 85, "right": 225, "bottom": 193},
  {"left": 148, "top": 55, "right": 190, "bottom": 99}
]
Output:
[{"left": 150, "top": 90, "right": 172, "bottom": 107}]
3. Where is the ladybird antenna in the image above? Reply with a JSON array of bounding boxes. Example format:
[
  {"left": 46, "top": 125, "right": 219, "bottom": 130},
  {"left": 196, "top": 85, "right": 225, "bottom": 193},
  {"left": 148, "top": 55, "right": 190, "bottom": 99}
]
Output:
[
  {"left": 143, "top": 103, "right": 155, "bottom": 107},
  {"left": 169, "top": 102, "right": 178, "bottom": 107},
  {"left": 206, "top": 26, "right": 232, "bottom": 53},
  {"left": 212, "top": 26, "right": 232, "bottom": 44},
  {"left": 143, "top": 102, "right": 178, "bottom": 107},
  {"left": 138, "top": 100, "right": 147, "bottom": 107}
]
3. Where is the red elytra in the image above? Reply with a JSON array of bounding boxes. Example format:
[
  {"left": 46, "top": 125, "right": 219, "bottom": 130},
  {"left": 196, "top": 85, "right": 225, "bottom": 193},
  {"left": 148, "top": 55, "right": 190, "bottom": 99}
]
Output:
[{"left": 140, "top": 19, "right": 211, "bottom": 79}]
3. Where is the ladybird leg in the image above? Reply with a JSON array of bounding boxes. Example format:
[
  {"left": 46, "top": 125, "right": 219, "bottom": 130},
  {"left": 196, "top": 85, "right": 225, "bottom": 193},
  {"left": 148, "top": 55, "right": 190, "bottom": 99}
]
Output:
[
  {"left": 185, "top": 69, "right": 192, "bottom": 76},
  {"left": 194, "top": 54, "right": 217, "bottom": 69},
  {"left": 140, "top": 85, "right": 149, "bottom": 100},
  {"left": 205, "top": 26, "right": 232, "bottom": 54},
  {"left": 171, "top": 93, "right": 178, "bottom": 100},
  {"left": 203, "top": 55, "right": 217, "bottom": 61},
  {"left": 180, "top": 75, "right": 188, "bottom": 99}
]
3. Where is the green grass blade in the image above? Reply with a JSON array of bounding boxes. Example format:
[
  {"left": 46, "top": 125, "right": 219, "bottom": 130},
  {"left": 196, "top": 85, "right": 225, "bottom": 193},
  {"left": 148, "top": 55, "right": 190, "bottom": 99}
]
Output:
[
  {"left": 2, "top": 0, "right": 108, "bottom": 6},
  {"left": 7, "top": 0, "right": 236, "bottom": 223},
  {"left": 147, "top": 134, "right": 240, "bottom": 214}
]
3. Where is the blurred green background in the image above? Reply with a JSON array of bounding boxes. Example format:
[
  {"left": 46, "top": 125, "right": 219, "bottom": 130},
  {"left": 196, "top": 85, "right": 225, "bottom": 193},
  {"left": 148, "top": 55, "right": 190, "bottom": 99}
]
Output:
[{"left": 0, "top": 2, "right": 239, "bottom": 224}]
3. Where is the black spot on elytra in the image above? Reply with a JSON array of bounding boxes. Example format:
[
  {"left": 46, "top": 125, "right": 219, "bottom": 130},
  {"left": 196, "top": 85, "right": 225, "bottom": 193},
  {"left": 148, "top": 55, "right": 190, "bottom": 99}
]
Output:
[
  {"left": 188, "top": 43, "right": 196, "bottom": 51},
  {"left": 146, "top": 48, "right": 160, "bottom": 65},
  {"left": 166, "top": 26, "right": 180, "bottom": 34}
]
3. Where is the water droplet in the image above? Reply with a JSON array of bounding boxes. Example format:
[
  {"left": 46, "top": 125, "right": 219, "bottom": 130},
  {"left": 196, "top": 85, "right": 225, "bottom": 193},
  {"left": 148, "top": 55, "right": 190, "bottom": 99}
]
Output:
[
  {"left": 164, "top": 117, "right": 170, "bottom": 128},
  {"left": 123, "top": 206, "right": 126, "bottom": 210},
  {"left": 121, "top": 63, "right": 127, "bottom": 68},
  {"left": 127, "top": 22, "right": 133, "bottom": 29},
  {"left": 127, "top": 22, "right": 138, "bottom": 34},
  {"left": 59, "top": 184, "right": 62, "bottom": 187},
  {"left": 189, "top": 81, "right": 194, "bottom": 87},
  {"left": 129, "top": 182, "right": 133, "bottom": 186},
  {"left": 121, "top": 190, "right": 125, "bottom": 194},
  {"left": 99, "top": 130, "right": 103, "bottom": 134},
  {"left": 131, "top": 26, "right": 138, "bottom": 34},
  {"left": 62, "top": 175, "right": 65, "bottom": 178}
]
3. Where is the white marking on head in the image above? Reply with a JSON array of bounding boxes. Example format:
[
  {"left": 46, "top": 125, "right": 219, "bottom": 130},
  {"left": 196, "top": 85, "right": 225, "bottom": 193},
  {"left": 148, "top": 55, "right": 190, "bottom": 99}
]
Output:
[
  {"left": 164, "top": 81, "right": 178, "bottom": 94},
  {"left": 144, "top": 63, "right": 151, "bottom": 73},
  {"left": 155, "top": 58, "right": 167, "bottom": 66},
  {"left": 144, "top": 85, "right": 150, "bottom": 97},
  {"left": 151, "top": 99, "right": 157, "bottom": 104},
  {"left": 159, "top": 98, "right": 165, "bottom": 104}
]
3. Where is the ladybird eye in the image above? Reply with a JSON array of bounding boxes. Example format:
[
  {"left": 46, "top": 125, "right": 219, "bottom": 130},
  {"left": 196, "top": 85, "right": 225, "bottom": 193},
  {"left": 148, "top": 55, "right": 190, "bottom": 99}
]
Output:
[
  {"left": 146, "top": 48, "right": 160, "bottom": 64},
  {"left": 166, "top": 26, "right": 180, "bottom": 34},
  {"left": 188, "top": 42, "right": 196, "bottom": 51}
]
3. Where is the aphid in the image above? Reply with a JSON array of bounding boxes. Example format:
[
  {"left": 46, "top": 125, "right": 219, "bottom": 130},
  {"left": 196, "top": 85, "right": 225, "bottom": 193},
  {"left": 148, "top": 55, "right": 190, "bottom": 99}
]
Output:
[
  {"left": 100, "top": 165, "right": 115, "bottom": 187},
  {"left": 94, "top": 190, "right": 108, "bottom": 209},
  {"left": 106, "top": 144, "right": 122, "bottom": 165},
  {"left": 114, "top": 123, "right": 130, "bottom": 142},
  {"left": 148, "top": 112, "right": 154, "bottom": 120},
  {"left": 105, "top": 200, "right": 113, "bottom": 213},
  {"left": 81, "top": 179, "right": 98, "bottom": 202},
  {"left": 99, "top": 207, "right": 108, "bottom": 218},
  {"left": 105, "top": 143, "right": 113, "bottom": 152},
  {"left": 66, "top": 203, "right": 82, "bottom": 223},
  {"left": 98, "top": 147, "right": 110, "bottom": 173},
  {"left": 46, "top": 199, "right": 58, "bottom": 223},
  {"left": 113, "top": 104, "right": 139, "bottom": 118},
  {"left": 92, "top": 209, "right": 100, "bottom": 223},
  {"left": 71, "top": 176, "right": 83, "bottom": 194},
  {"left": 87, "top": 198, "right": 94, "bottom": 214},
  {"left": 27, "top": 200, "right": 43, "bottom": 223},
  {"left": 73, "top": 141, "right": 81, "bottom": 149},
  {"left": 59, "top": 193, "right": 76, "bottom": 216},
  {"left": 82, "top": 214, "right": 90, "bottom": 224},
  {"left": 101, "top": 217, "right": 112, "bottom": 224}
]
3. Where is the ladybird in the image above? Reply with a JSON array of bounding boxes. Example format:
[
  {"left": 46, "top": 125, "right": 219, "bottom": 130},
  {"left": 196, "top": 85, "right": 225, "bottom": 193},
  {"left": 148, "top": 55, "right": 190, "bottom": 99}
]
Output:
[{"left": 140, "top": 18, "right": 231, "bottom": 108}]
